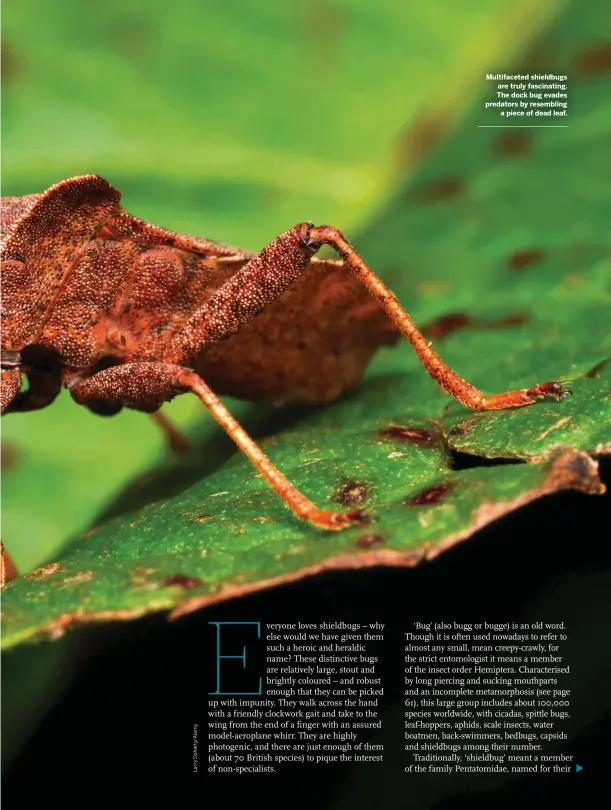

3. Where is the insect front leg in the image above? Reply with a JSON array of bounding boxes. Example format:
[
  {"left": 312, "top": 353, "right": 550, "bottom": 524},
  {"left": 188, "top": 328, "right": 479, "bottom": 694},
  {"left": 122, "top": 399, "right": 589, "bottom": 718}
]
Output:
[
  {"left": 1, "top": 369, "right": 22, "bottom": 414},
  {"left": 69, "top": 362, "right": 368, "bottom": 531}
]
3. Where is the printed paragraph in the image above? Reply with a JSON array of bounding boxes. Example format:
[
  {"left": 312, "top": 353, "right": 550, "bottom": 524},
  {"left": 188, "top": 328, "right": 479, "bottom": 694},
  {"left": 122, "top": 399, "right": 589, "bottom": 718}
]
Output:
[
  {"left": 207, "top": 621, "right": 385, "bottom": 773},
  {"left": 404, "top": 620, "right": 572, "bottom": 774}
]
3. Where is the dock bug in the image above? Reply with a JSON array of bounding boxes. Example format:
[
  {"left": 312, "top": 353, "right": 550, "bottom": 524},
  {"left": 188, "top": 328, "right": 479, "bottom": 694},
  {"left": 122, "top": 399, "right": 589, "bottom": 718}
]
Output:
[{"left": 1, "top": 176, "right": 569, "bottom": 530}]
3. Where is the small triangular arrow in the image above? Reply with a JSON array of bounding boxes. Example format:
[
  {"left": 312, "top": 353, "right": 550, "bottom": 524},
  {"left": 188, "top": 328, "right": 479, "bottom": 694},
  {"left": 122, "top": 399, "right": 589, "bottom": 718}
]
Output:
[{"left": 576, "top": 764, "right": 583, "bottom": 772}]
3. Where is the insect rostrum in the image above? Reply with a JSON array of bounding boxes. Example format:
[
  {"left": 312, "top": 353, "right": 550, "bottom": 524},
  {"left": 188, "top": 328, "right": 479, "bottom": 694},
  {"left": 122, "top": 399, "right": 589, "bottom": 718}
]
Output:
[{"left": 0, "top": 176, "right": 569, "bottom": 530}]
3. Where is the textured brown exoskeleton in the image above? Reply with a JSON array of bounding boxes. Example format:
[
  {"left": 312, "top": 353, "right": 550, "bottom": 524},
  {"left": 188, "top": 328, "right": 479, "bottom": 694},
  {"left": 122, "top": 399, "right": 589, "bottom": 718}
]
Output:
[{"left": 1, "top": 175, "right": 570, "bottom": 530}]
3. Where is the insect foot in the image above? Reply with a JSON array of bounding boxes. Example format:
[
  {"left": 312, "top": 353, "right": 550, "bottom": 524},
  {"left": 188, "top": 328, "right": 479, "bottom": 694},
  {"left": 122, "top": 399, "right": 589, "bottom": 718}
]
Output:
[
  {"left": 473, "top": 380, "right": 573, "bottom": 410},
  {"left": 305, "top": 508, "right": 371, "bottom": 532},
  {"left": 526, "top": 381, "right": 573, "bottom": 402}
]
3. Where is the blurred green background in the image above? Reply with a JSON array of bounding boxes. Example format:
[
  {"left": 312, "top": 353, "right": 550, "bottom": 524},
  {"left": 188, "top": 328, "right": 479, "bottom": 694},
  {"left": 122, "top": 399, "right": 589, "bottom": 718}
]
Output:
[{"left": 2, "top": 0, "right": 562, "bottom": 572}]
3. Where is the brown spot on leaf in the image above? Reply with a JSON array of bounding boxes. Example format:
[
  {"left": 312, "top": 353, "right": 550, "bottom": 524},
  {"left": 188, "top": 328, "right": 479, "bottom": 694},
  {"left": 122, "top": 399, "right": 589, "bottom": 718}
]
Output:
[
  {"left": 507, "top": 249, "right": 545, "bottom": 271},
  {"left": 574, "top": 43, "right": 611, "bottom": 77},
  {"left": 396, "top": 114, "right": 447, "bottom": 167},
  {"left": 412, "top": 176, "right": 463, "bottom": 204},
  {"left": 163, "top": 574, "right": 203, "bottom": 590},
  {"left": 422, "top": 311, "right": 527, "bottom": 341},
  {"left": 407, "top": 481, "right": 455, "bottom": 506},
  {"left": 334, "top": 480, "right": 371, "bottom": 506},
  {"left": 379, "top": 425, "right": 436, "bottom": 447},
  {"left": 355, "top": 533, "right": 384, "bottom": 549},
  {"left": 422, "top": 313, "right": 471, "bottom": 339},
  {"left": 494, "top": 131, "right": 532, "bottom": 157}
]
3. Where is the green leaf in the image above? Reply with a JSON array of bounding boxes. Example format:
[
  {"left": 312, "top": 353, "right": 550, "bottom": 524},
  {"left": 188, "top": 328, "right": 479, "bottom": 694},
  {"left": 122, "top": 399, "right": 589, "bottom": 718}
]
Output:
[
  {"left": 0, "top": 438, "right": 603, "bottom": 649},
  {"left": 2, "top": 0, "right": 610, "bottom": 647}
]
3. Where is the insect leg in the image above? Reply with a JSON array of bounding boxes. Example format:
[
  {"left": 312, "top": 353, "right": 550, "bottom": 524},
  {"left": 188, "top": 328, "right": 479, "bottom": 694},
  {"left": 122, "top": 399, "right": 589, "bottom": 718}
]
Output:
[
  {"left": 69, "top": 362, "right": 367, "bottom": 531},
  {"left": 149, "top": 410, "right": 190, "bottom": 455},
  {"left": 163, "top": 224, "right": 319, "bottom": 365},
  {"left": 305, "top": 225, "right": 570, "bottom": 411},
  {"left": 5, "top": 366, "right": 62, "bottom": 413},
  {"left": 1, "top": 369, "right": 22, "bottom": 414}
]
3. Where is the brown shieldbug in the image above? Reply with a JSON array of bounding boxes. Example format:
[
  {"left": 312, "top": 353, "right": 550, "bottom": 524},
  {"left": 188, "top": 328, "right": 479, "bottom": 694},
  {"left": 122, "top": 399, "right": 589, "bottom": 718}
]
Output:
[{"left": 0, "top": 175, "right": 570, "bottom": 530}]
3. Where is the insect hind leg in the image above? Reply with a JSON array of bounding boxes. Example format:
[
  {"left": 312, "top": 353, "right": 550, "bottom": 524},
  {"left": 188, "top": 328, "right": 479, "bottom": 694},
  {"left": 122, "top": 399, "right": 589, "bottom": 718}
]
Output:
[{"left": 69, "top": 360, "right": 368, "bottom": 531}]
